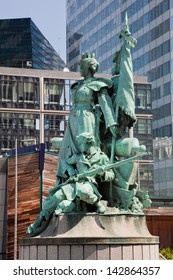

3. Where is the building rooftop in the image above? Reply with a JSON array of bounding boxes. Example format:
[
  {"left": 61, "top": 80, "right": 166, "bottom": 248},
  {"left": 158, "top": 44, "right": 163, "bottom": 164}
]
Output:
[{"left": 0, "top": 17, "right": 66, "bottom": 70}]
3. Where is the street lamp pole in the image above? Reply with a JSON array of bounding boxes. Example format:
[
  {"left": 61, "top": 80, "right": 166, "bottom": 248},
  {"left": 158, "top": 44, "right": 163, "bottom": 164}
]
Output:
[{"left": 14, "top": 138, "right": 18, "bottom": 260}]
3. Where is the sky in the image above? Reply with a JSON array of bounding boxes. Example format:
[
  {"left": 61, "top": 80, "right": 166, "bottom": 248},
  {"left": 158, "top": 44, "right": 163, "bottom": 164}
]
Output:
[{"left": 0, "top": 0, "right": 66, "bottom": 62}]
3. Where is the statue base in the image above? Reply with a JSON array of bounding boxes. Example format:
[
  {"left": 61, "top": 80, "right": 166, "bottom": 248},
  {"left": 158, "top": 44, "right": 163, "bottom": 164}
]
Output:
[{"left": 19, "top": 213, "right": 159, "bottom": 260}]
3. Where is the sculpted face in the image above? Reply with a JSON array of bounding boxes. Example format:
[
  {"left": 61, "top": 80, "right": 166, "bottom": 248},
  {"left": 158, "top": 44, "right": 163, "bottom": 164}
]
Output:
[
  {"left": 77, "top": 133, "right": 95, "bottom": 154},
  {"left": 79, "top": 56, "right": 99, "bottom": 78},
  {"left": 79, "top": 141, "right": 91, "bottom": 153}
]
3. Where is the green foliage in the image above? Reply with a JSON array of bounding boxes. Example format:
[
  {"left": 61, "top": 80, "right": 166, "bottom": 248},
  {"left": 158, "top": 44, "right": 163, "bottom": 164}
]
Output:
[{"left": 160, "top": 247, "right": 173, "bottom": 260}]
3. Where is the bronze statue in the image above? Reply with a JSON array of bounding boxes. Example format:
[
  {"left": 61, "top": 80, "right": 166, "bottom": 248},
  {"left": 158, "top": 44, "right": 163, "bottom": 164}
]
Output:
[{"left": 27, "top": 13, "right": 151, "bottom": 236}]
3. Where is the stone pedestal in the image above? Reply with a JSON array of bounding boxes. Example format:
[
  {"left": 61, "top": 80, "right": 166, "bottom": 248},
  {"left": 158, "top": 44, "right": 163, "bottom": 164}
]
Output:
[{"left": 19, "top": 214, "right": 159, "bottom": 260}]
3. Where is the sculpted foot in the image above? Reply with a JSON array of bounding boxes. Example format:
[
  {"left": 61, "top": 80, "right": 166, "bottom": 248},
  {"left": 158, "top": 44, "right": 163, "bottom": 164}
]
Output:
[
  {"left": 27, "top": 225, "right": 34, "bottom": 235},
  {"left": 26, "top": 214, "right": 44, "bottom": 235}
]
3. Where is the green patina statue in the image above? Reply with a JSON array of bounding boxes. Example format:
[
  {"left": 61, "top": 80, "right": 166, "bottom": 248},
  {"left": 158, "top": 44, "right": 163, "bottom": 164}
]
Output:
[{"left": 27, "top": 13, "right": 151, "bottom": 236}]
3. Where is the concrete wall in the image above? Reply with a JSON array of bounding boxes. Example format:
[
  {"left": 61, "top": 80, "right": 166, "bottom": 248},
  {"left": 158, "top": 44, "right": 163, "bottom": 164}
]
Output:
[{"left": 0, "top": 158, "right": 7, "bottom": 259}]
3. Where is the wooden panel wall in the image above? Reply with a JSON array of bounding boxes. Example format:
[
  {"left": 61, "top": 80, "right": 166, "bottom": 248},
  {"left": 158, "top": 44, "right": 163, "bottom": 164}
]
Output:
[
  {"left": 7, "top": 153, "right": 40, "bottom": 259},
  {"left": 42, "top": 153, "right": 58, "bottom": 199},
  {"left": 6, "top": 152, "right": 58, "bottom": 259},
  {"left": 145, "top": 207, "right": 173, "bottom": 248}
]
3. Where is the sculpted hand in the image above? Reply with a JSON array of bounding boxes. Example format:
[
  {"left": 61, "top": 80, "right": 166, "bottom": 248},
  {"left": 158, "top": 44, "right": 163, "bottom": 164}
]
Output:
[{"left": 104, "top": 170, "right": 115, "bottom": 182}]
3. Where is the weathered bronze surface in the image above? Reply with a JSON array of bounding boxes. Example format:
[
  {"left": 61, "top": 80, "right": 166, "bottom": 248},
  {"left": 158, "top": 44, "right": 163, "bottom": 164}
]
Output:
[{"left": 27, "top": 13, "right": 151, "bottom": 236}]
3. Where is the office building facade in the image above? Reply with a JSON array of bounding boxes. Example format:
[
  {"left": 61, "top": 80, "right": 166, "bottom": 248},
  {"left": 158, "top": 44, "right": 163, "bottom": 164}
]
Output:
[
  {"left": 0, "top": 18, "right": 66, "bottom": 70},
  {"left": 0, "top": 67, "right": 77, "bottom": 153},
  {"left": 66, "top": 0, "right": 173, "bottom": 196}
]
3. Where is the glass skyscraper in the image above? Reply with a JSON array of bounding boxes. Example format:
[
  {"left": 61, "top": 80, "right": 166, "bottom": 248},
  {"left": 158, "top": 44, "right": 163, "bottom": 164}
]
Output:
[
  {"left": 0, "top": 18, "right": 66, "bottom": 70},
  {"left": 66, "top": 0, "right": 173, "bottom": 196}
]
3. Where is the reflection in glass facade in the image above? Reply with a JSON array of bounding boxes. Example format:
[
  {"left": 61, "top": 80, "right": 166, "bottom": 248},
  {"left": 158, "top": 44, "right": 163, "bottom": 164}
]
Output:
[
  {"left": 134, "top": 83, "right": 153, "bottom": 158},
  {"left": 44, "top": 78, "right": 71, "bottom": 111},
  {"left": 0, "top": 112, "right": 40, "bottom": 151},
  {"left": 0, "top": 75, "right": 39, "bottom": 109},
  {"left": 44, "top": 114, "right": 67, "bottom": 150},
  {"left": 134, "top": 82, "right": 153, "bottom": 195},
  {"left": 0, "top": 69, "right": 76, "bottom": 153},
  {"left": 66, "top": 0, "right": 173, "bottom": 196},
  {"left": 0, "top": 18, "right": 66, "bottom": 70}
]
